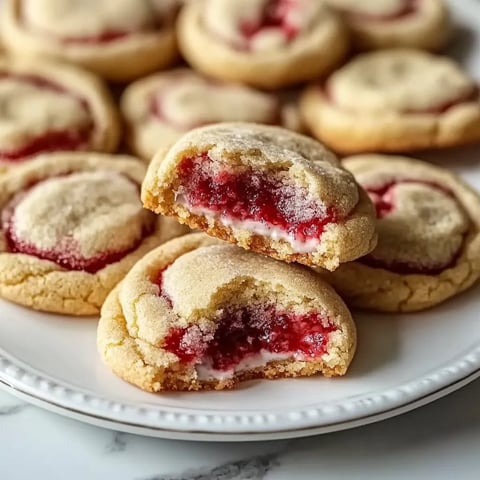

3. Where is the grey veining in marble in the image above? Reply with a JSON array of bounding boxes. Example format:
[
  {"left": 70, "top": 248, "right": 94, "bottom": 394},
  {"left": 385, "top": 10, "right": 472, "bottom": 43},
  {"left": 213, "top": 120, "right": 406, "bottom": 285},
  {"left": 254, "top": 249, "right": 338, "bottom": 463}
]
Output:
[{"left": 141, "top": 453, "right": 280, "bottom": 480}]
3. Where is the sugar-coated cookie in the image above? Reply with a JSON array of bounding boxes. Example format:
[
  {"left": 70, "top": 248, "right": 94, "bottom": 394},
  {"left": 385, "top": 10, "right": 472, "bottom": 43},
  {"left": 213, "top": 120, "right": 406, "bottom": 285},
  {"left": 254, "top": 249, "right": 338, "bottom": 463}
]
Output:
[
  {"left": 121, "top": 68, "right": 303, "bottom": 161},
  {"left": 0, "top": 0, "right": 180, "bottom": 81},
  {"left": 300, "top": 50, "right": 480, "bottom": 154},
  {"left": 177, "top": 0, "right": 349, "bottom": 89},
  {"left": 98, "top": 233, "right": 357, "bottom": 391},
  {"left": 322, "top": 155, "right": 480, "bottom": 312},
  {"left": 0, "top": 56, "right": 119, "bottom": 173},
  {"left": 142, "top": 123, "right": 377, "bottom": 271},
  {"left": 324, "top": 0, "right": 450, "bottom": 51},
  {"left": 0, "top": 152, "right": 188, "bottom": 315}
]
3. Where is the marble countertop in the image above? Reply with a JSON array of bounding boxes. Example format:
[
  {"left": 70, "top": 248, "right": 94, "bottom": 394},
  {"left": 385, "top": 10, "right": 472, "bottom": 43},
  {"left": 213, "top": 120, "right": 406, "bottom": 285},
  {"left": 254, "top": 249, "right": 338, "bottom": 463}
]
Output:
[{"left": 1, "top": 380, "right": 479, "bottom": 479}]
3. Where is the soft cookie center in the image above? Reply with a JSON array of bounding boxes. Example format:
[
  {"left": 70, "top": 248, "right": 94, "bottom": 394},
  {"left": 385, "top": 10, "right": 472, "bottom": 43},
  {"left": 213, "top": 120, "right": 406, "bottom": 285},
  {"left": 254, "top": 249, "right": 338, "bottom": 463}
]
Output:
[
  {"left": 22, "top": 0, "right": 178, "bottom": 43},
  {"left": 363, "top": 179, "right": 469, "bottom": 273},
  {"left": 0, "top": 74, "right": 93, "bottom": 162},
  {"left": 176, "top": 153, "right": 337, "bottom": 248},
  {"left": 151, "top": 79, "right": 280, "bottom": 130},
  {"left": 1, "top": 171, "right": 154, "bottom": 272}
]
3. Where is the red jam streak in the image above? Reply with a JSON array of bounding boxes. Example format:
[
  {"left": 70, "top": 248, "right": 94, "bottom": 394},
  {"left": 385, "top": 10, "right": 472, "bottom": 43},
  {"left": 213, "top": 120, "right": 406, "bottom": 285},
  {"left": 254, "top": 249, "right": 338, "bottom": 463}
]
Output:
[
  {"left": 363, "top": 179, "right": 460, "bottom": 274},
  {"left": 164, "top": 303, "right": 336, "bottom": 370},
  {"left": 177, "top": 153, "right": 337, "bottom": 243},
  {"left": 344, "top": 0, "right": 418, "bottom": 22},
  {"left": 0, "top": 73, "right": 92, "bottom": 162},
  {"left": 1, "top": 176, "right": 152, "bottom": 273},
  {"left": 239, "top": 0, "right": 299, "bottom": 46},
  {"left": 365, "top": 179, "right": 453, "bottom": 218}
]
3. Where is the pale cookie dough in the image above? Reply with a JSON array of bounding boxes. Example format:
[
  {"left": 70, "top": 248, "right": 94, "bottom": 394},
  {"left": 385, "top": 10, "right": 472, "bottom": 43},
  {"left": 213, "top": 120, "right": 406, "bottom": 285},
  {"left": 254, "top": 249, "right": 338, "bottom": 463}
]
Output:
[
  {"left": 97, "top": 233, "right": 357, "bottom": 392},
  {"left": 322, "top": 154, "right": 480, "bottom": 312},
  {"left": 142, "top": 123, "right": 377, "bottom": 271},
  {"left": 121, "top": 68, "right": 303, "bottom": 161},
  {"left": 300, "top": 49, "right": 480, "bottom": 154},
  {"left": 0, "top": 152, "right": 188, "bottom": 316},
  {"left": 0, "top": 0, "right": 180, "bottom": 81},
  {"left": 324, "top": 0, "right": 450, "bottom": 51},
  {"left": 177, "top": 0, "right": 349, "bottom": 89},
  {"left": 0, "top": 56, "right": 119, "bottom": 173}
]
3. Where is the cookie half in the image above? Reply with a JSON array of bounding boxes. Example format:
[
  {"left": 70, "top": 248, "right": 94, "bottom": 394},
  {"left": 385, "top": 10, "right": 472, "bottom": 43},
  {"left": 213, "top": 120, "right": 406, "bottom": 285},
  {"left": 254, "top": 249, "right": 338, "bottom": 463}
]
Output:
[
  {"left": 0, "top": 56, "right": 119, "bottom": 173},
  {"left": 121, "top": 68, "right": 303, "bottom": 161},
  {"left": 0, "top": 152, "right": 188, "bottom": 315},
  {"left": 177, "top": 0, "right": 348, "bottom": 89},
  {"left": 142, "top": 123, "right": 377, "bottom": 271},
  {"left": 0, "top": 0, "right": 179, "bottom": 81},
  {"left": 322, "top": 155, "right": 480, "bottom": 312},
  {"left": 300, "top": 49, "right": 480, "bottom": 153},
  {"left": 324, "top": 0, "right": 450, "bottom": 51},
  {"left": 98, "top": 233, "right": 357, "bottom": 392}
]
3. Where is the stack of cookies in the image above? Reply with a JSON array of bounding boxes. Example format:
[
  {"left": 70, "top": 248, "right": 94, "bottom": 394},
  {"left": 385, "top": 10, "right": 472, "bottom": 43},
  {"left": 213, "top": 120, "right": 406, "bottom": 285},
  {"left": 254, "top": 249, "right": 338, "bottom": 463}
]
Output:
[{"left": 0, "top": 0, "right": 479, "bottom": 392}]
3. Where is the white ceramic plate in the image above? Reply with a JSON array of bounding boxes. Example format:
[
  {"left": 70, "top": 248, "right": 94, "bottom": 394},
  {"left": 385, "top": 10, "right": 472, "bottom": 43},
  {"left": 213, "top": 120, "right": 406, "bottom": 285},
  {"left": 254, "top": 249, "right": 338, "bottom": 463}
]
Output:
[{"left": 1, "top": 0, "right": 480, "bottom": 442}]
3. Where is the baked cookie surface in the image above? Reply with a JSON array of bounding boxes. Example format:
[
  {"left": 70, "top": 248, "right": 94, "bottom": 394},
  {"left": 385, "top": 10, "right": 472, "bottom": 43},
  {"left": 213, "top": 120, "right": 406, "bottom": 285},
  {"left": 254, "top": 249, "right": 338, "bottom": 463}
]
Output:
[
  {"left": 121, "top": 68, "right": 303, "bottom": 161},
  {"left": 323, "top": 154, "right": 480, "bottom": 312},
  {"left": 0, "top": 0, "right": 180, "bottom": 81},
  {"left": 142, "top": 123, "right": 377, "bottom": 271},
  {"left": 0, "top": 56, "right": 119, "bottom": 172},
  {"left": 324, "top": 0, "right": 450, "bottom": 51},
  {"left": 0, "top": 152, "right": 187, "bottom": 315},
  {"left": 300, "top": 50, "right": 480, "bottom": 153},
  {"left": 98, "top": 233, "right": 357, "bottom": 392},
  {"left": 177, "top": 0, "right": 348, "bottom": 89}
]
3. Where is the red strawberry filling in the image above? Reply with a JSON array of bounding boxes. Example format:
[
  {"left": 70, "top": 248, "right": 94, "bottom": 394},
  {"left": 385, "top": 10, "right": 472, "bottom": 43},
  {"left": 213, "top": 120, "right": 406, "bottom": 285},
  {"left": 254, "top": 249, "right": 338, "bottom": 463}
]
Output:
[
  {"left": 0, "top": 73, "right": 93, "bottom": 163},
  {"left": 239, "top": 0, "right": 300, "bottom": 45},
  {"left": 177, "top": 153, "right": 337, "bottom": 244},
  {"left": 164, "top": 304, "right": 336, "bottom": 370},
  {"left": 342, "top": 0, "right": 418, "bottom": 22},
  {"left": 1, "top": 175, "right": 153, "bottom": 273}
]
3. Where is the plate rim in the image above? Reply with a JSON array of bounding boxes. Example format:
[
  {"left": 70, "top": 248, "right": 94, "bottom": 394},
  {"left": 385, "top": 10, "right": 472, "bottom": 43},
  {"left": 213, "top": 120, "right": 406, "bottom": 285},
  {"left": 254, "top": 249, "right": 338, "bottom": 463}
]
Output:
[
  {"left": 0, "top": 338, "right": 479, "bottom": 435},
  {"left": 1, "top": 369, "right": 478, "bottom": 441}
]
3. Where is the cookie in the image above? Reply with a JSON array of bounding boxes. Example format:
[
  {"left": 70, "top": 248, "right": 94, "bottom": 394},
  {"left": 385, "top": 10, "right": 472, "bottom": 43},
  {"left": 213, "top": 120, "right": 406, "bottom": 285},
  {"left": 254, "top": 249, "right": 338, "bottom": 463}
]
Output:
[
  {"left": 142, "top": 123, "right": 377, "bottom": 271},
  {"left": 0, "top": 0, "right": 179, "bottom": 81},
  {"left": 0, "top": 56, "right": 119, "bottom": 173},
  {"left": 120, "top": 68, "right": 303, "bottom": 161},
  {"left": 0, "top": 152, "right": 188, "bottom": 316},
  {"left": 177, "top": 0, "right": 348, "bottom": 89},
  {"left": 322, "top": 155, "right": 480, "bottom": 312},
  {"left": 300, "top": 49, "right": 480, "bottom": 154},
  {"left": 324, "top": 0, "right": 450, "bottom": 51},
  {"left": 98, "top": 233, "right": 357, "bottom": 392}
]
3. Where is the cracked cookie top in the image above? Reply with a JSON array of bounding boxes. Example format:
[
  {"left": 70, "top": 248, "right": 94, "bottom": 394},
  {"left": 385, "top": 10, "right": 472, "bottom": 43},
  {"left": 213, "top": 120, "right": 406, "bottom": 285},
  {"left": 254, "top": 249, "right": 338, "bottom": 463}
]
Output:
[
  {"left": 142, "top": 123, "right": 377, "bottom": 270},
  {"left": 100, "top": 233, "right": 356, "bottom": 391},
  {"left": 347, "top": 156, "right": 470, "bottom": 273},
  {"left": 0, "top": 153, "right": 154, "bottom": 272},
  {"left": 326, "top": 50, "right": 475, "bottom": 114},
  {"left": 322, "top": 154, "right": 480, "bottom": 312}
]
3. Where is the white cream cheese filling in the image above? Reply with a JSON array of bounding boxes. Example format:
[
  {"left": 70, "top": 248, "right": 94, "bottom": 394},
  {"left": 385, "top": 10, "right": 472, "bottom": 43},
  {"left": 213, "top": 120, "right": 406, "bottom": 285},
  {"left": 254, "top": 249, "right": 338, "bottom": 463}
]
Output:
[
  {"left": 177, "top": 196, "right": 321, "bottom": 254},
  {"left": 195, "top": 350, "right": 294, "bottom": 381}
]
